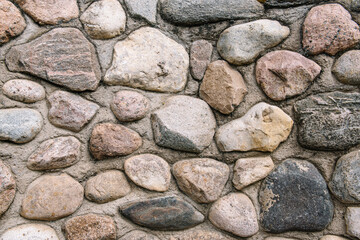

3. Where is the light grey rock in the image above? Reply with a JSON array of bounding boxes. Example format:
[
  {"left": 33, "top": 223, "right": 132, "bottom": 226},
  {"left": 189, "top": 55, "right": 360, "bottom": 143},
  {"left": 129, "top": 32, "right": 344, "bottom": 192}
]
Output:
[
  {"left": 333, "top": 50, "right": 360, "bottom": 85},
  {"left": 0, "top": 224, "right": 59, "bottom": 240},
  {"left": 125, "top": 0, "right": 157, "bottom": 24},
  {"left": 345, "top": 207, "right": 360, "bottom": 238},
  {"left": 2, "top": 79, "right": 45, "bottom": 103},
  {"left": 190, "top": 40, "right": 213, "bottom": 80}
]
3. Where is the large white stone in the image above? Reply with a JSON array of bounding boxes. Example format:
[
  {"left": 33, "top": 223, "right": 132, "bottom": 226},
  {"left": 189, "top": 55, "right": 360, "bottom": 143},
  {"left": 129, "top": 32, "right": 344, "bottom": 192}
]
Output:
[{"left": 0, "top": 224, "right": 59, "bottom": 240}]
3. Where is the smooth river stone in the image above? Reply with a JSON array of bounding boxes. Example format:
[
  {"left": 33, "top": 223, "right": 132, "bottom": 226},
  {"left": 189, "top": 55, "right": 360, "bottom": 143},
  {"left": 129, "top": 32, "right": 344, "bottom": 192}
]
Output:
[
  {"left": 5, "top": 28, "right": 101, "bottom": 91},
  {"left": 119, "top": 230, "right": 160, "bottom": 240},
  {"left": 190, "top": 40, "right": 213, "bottom": 80},
  {"left": 2, "top": 79, "right": 45, "bottom": 103},
  {"left": 294, "top": 92, "right": 360, "bottom": 150},
  {"left": 333, "top": 50, "right": 360, "bottom": 85},
  {"left": 104, "top": 27, "right": 189, "bottom": 93},
  {"left": 0, "top": 108, "right": 43, "bottom": 143},
  {"left": 120, "top": 196, "right": 205, "bottom": 230},
  {"left": 259, "top": 159, "right": 334, "bottom": 233},
  {"left": 0, "top": 224, "right": 59, "bottom": 240},
  {"left": 124, "top": 0, "right": 157, "bottom": 24},
  {"left": 0, "top": 0, "right": 26, "bottom": 44},
  {"left": 0, "top": 160, "right": 16, "bottom": 216}
]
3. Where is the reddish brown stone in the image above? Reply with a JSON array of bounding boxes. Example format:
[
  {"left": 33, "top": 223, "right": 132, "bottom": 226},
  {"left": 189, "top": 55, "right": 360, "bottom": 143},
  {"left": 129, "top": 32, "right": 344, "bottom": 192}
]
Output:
[
  {"left": 0, "top": 160, "right": 16, "bottom": 216},
  {"left": 190, "top": 40, "right": 213, "bottom": 80},
  {"left": 0, "top": 0, "right": 26, "bottom": 44}
]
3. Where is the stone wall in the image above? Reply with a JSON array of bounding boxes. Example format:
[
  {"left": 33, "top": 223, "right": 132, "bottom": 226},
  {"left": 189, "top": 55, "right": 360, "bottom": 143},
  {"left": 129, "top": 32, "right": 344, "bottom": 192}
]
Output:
[{"left": 0, "top": 0, "right": 360, "bottom": 239}]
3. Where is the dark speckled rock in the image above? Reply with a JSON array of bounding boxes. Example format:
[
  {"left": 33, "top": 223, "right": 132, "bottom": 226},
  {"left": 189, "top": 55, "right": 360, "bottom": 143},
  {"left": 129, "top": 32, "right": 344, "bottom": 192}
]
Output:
[
  {"left": 259, "top": 159, "right": 334, "bottom": 233},
  {"left": 120, "top": 196, "right": 204, "bottom": 230}
]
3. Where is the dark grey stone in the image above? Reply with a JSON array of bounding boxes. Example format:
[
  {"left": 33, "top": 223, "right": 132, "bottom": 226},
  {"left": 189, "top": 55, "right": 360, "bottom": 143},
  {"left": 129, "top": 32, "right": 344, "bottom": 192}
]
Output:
[
  {"left": 259, "top": 159, "right": 334, "bottom": 233},
  {"left": 294, "top": 92, "right": 360, "bottom": 150},
  {"left": 264, "top": 0, "right": 329, "bottom": 7},
  {"left": 120, "top": 196, "right": 204, "bottom": 230}
]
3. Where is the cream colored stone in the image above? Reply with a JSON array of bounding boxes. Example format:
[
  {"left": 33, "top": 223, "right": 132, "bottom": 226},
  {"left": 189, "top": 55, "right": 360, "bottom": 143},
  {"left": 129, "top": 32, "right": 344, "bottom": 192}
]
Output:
[
  {"left": 0, "top": 224, "right": 59, "bottom": 240},
  {"left": 320, "top": 235, "right": 348, "bottom": 240}
]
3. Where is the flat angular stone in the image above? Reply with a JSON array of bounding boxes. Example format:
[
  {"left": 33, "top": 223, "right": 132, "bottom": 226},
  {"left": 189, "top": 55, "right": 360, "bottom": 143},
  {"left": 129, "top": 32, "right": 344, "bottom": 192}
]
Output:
[
  {"left": 104, "top": 27, "right": 189, "bottom": 93},
  {"left": 6, "top": 28, "right": 101, "bottom": 91},
  {"left": 85, "top": 170, "right": 131, "bottom": 203},
  {"left": 172, "top": 230, "right": 234, "bottom": 240},
  {"left": 294, "top": 92, "right": 360, "bottom": 150},
  {"left": 0, "top": 160, "right": 15, "bottom": 216},
  {"left": 320, "top": 236, "right": 348, "bottom": 240},
  {"left": 13, "top": 0, "right": 78, "bottom": 25},
  {"left": 345, "top": 207, "right": 360, "bottom": 239},
  {"left": 120, "top": 196, "right": 205, "bottom": 230},
  {"left": 209, "top": 193, "right": 259, "bottom": 237},
  {"left": 160, "top": 0, "right": 264, "bottom": 25},
  {"left": 216, "top": 102, "right": 293, "bottom": 152},
  {"left": 2, "top": 79, "right": 45, "bottom": 103},
  {"left": 151, "top": 95, "right": 216, "bottom": 153},
  {"left": 190, "top": 40, "right": 213, "bottom": 80},
  {"left": 333, "top": 50, "right": 360, "bottom": 85},
  {"left": 200, "top": 60, "right": 247, "bottom": 114},
  {"left": 259, "top": 159, "right": 334, "bottom": 233},
  {"left": 48, "top": 90, "right": 99, "bottom": 132},
  {"left": 0, "top": 108, "right": 43, "bottom": 143},
  {"left": 217, "top": 20, "right": 290, "bottom": 65},
  {"left": 80, "top": 0, "right": 126, "bottom": 39},
  {"left": 264, "top": 0, "right": 328, "bottom": 7},
  {"left": 124, "top": 154, "right": 171, "bottom": 192},
  {"left": 64, "top": 214, "right": 116, "bottom": 240},
  {"left": 256, "top": 50, "right": 321, "bottom": 101},
  {"left": 124, "top": 0, "right": 157, "bottom": 24},
  {"left": 21, "top": 174, "right": 84, "bottom": 220},
  {"left": 172, "top": 158, "right": 229, "bottom": 203},
  {"left": 0, "top": 224, "right": 59, "bottom": 240},
  {"left": 303, "top": 4, "right": 360, "bottom": 55},
  {"left": 233, "top": 156, "right": 275, "bottom": 190},
  {"left": 0, "top": 0, "right": 26, "bottom": 44},
  {"left": 119, "top": 230, "right": 159, "bottom": 240},
  {"left": 89, "top": 123, "right": 142, "bottom": 160}
]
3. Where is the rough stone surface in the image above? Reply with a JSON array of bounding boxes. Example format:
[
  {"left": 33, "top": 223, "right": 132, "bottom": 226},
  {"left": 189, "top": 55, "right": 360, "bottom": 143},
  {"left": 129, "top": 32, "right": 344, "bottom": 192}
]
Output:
[
  {"left": 333, "top": 50, "right": 360, "bottom": 85},
  {"left": 6, "top": 28, "right": 101, "bottom": 91},
  {"left": 302, "top": 4, "right": 360, "bottom": 55},
  {"left": 264, "top": 0, "right": 328, "bottom": 7},
  {"left": 256, "top": 50, "right": 321, "bottom": 101},
  {"left": 0, "top": 160, "right": 15, "bottom": 217},
  {"left": 2, "top": 79, "right": 45, "bottom": 103},
  {"left": 27, "top": 136, "right": 81, "bottom": 171},
  {"left": 120, "top": 196, "right": 205, "bottom": 230},
  {"left": 124, "top": 0, "right": 157, "bottom": 24},
  {"left": 104, "top": 27, "right": 189, "bottom": 93},
  {"left": 200, "top": 60, "right": 248, "bottom": 114},
  {"left": 89, "top": 123, "right": 142, "bottom": 160},
  {"left": 85, "top": 170, "right": 131, "bottom": 203},
  {"left": 172, "top": 230, "right": 234, "bottom": 240},
  {"left": 111, "top": 90, "right": 150, "bottom": 122},
  {"left": 0, "top": 224, "right": 59, "bottom": 240},
  {"left": 48, "top": 90, "right": 99, "bottom": 132},
  {"left": 21, "top": 174, "right": 84, "bottom": 220},
  {"left": 124, "top": 154, "right": 171, "bottom": 192},
  {"left": 320, "top": 236, "right": 348, "bottom": 240},
  {"left": 13, "top": 0, "right": 79, "bottom": 25},
  {"left": 259, "top": 159, "right": 334, "bottom": 233},
  {"left": 119, "top": 230, "right": 160, "bottom": 240},
  {"left": 216, "top": 102, "right": 293, "bottom": 152},
  {"left": 80, "top": 0, "right": 126, "bottom": 39},
  {"left": 190, "top": 40, "right": 213, "bottom": 80},
  {"left": 209, "top": 193, "right": 259, "bottom": 237},
  {"left": 217, "top": 20, "right": 290, "bottom": 65},
  {"left": 265, "top": 238, "right": 296, "bottom": 240},
  {"left": 233, "top": 156, "right": 275, "bottom": 190},
  {"left": 160, "top": 0, "right": 264, "bottom": 25},
  {"left": 345, "top": 207, "right": 360, "bottom": 239},
  {"left": 151, "top": 95, "right": 216, "bottom": 153},
  {"left": 0, "top": 0, "right": 26, "bottom": 44},
  {"left": 0, "top": 108, "right": 43, "bottom": 143},
  {"left": 294, "top": 92, "right": 360, "bottom": 150},
  {"left": 172, "top": 158, "right": 230, "bottom": 203}
]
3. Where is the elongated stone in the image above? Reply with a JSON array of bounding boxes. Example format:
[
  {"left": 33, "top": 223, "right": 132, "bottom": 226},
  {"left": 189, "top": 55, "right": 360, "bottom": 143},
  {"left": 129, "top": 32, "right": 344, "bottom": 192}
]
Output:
[
  {"left": 0, "top": 224, "right": 59, "bottom": 240},
  {"left": 0, "top": 160, "right": 16, "bottom": 217},
  {"left": 190, "top": 40, "right": 213, "bottom": 80},
  {"left": 264, "top": 0, "right": 329, "bottom": 7},
  {"left": 2, "top": 79, "right": 45, "bottom": 103}
]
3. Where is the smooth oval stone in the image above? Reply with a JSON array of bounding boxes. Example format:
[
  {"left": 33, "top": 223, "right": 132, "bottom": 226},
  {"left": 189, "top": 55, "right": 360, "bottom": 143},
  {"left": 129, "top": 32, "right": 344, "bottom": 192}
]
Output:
[
  {"left": 119, "top": 230, "right": 160, "bottom": 240},
  {"left": 0, "top": 108, "right": 43, "bottom": 143},
  {"left": 0, "top": 160, "right": 16, "bottom": 216},
  {"left": 0, "top": 224, "right": 59, "bottom": 240},
  {"left": 333, "top": 50, "right": 360, "bottom": 85},
  {"left": 2, "top": 79, "right": 45, "bottom": 103},
  {"left": 120, "top": 196, "right": 205, "bottom": 230}
]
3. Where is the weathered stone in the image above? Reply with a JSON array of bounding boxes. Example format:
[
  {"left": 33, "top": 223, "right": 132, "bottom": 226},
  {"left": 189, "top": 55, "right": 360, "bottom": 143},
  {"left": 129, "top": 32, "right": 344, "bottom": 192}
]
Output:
[
  {"left": 124, "top": 154, "right": 171, "bottom": 192},
  {"left": 0, "top": 224, "right": 59, "bottom": 240},
  {"left": 294, "top": 92, "right": 360, "bottom": 150},
  {"left": 0, "top": 0, "right": 26, "bottom": 44},
  {"left": 172, "top": 230, "right": 234, "bottom": 240},
  {"left": 256, "top": 50, "right": 321, "bottom": 101},
  {"left": 0, "top": 108, "right": 43, "bottom": 143},
  {"left": 217, "top": 20, "right": 290, "bottom": 65},
  {"left": 124, "top": 0, "right": 157, "bottom": 24},
  {"left": 80, "top": 0, "right": 126, "bottom": 39},
  {"left": 89, "top": 123, "right": 142, "bottom": 160},
  {"left": 329, "top": 150, "right": 360, "bottom": 203},
  {"left": 264, "top": 0, "right": 328, "bottom": 7},
  {"left": 6, "top": 28, "right": 101, "bottom": 91},
  {"left": 333, "top": 50, "right": 360, "bottom": 85},
  {"left": 104, "top": 27, "right": 189, "bottom": 93},
  {"left": 209, "top": 193, "right": 259, "bottom": 237},
  {"left": 48, "top": 90, "right": 99, "bottom": 132},
  {"left": 259, "top": 159, "right": 334, "bottom": 233},
  {"left": 27, "top": 136, "right": 81, "bottom": 171},
  {"left": 320, "top": 236, "right": 349, "bottom": 240},
  {"left": 0, "top": 160, "right": 15, "bottom": 216},
  {"left": 120, "top": 196, "right": 205, "bottom": 230},
  {"left": 21, "top": 174, "right": 84, "bottom": 220},
  {"left": 345, "top": 207, "right": 360, "bottom": 239},
  {"left": 190, "top": 40, "right": 213, "bottom": 80},
  {"left": 200, "top": 60, "right": 247, "bottom": 114},
  {"left": 111, "top": 90, "right": 150, "bottom": 122},
  {"left": 2, "top": 79, "right": 45, "bottom": 103},
  {"left": 302, "top": 4, "right": 360, "bottom": 55},
  {"left": 216, "top": 102, "right": 293, "bottom": 152},
  {"left": 172, "top": 158, "right": 229, "bottom": 203},
  {"left": 13, "top": 0, "right": 78, "bottom": 25},
  {"left": 233, "top": 156, "right": 275, "bottom": 190},
  {"left": 85, "top": 170, "right": 131, "bottom": 203},
  {"left": 119, "top": 230, "right": 159, "bottom": 240},
  {"left": 151, "top": 95, "right": 216, "bottom": 153},
  {"left": 159, "top": 0, "right": 264, "bottom": 25},
  {"left": 265, "top": 238, "right": 296, "bottom": 240}
]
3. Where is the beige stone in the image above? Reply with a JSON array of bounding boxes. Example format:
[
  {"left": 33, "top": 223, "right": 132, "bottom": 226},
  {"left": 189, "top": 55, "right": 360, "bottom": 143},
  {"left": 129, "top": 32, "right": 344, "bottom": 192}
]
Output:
[
  {"left": 119, "top": 230, "right": 159, "bottom": 240},
  {"left": 0, "top": 0, "right": 26, "bottom": 44},
  {"left": 345, "top": 207, "right": 360, "bottom": 238},
  {"left": 190, "top": 40, "right": 213, "bottom": 80},
  {"left": 172, "top": 230, "right": 235, "bottom": 240},
  {"left": 0, "top": 224, "right": 59, "bottom": 240},
  {"left": 2, "top": 79, "right": 45, "bottom": 103},
  {"left": 320, "top": 235, "right": 349, "bottom": 240},
  {"left": 0, "top": 160, "right": 16, "bottom": 216},
  {"left": 265, "top": 238, "right": 296, "bottom": 240}
]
